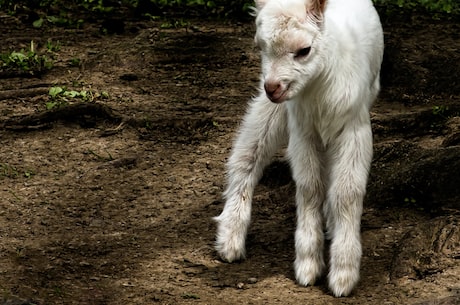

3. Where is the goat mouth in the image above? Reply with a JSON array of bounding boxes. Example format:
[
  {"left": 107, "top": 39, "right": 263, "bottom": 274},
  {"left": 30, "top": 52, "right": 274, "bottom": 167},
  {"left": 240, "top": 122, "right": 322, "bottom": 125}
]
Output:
[{"left": 267, "top": 85, "right": 290, "bottom": 104}]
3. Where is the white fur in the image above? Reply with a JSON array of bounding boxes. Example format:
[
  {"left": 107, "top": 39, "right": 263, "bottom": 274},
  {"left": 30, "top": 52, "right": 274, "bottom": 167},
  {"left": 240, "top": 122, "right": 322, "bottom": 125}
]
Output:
[{"left": 214, "top": 0, "right": 383, "bottom": 297}]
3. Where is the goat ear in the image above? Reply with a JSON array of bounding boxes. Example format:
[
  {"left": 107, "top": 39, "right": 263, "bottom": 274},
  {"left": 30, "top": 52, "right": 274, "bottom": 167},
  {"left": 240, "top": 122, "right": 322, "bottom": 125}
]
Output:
[
  {"left": 255, "top": 0, "right": 268, "bottom": 10},
  {"left": 307, "top": 0, "right": 327, "bottom": 20},
  {"left": 250, "top": 0, "right": 266, "bottom": 16}
]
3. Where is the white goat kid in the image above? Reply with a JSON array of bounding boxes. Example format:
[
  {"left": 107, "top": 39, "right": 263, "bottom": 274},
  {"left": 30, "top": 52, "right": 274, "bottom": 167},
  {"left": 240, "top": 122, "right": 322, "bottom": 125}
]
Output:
[{"left": 214, "top": 0, "right": 384, "bottom": 297}]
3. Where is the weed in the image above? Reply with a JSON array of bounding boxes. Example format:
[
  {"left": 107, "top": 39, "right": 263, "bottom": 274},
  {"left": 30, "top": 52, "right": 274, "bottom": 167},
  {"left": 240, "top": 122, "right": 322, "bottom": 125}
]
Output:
[
  {"left": 0, "top": 163, "right": 35, "bottom": 179},
  {"left": 404, "top": 197, "right": 417, "bottom": 204},
  {"left": 32, "top": 15, "right": 84, "bottom": 28},
  {"left": 81, "top": 0, "right": 114, "bottom": 12},
  {"left": 0, "top": 163, "right": 18, "bottom": 178},
  {"left": 160, "top": 19, "right": 190, "bottom": 29},
  {"left": 46, "top": 86, "right": 108, "bottom": 110},
  {"left": 69, "top": 57, "right": 81, "bottom": 67},
  {"left": 0, "top": 41, "right": 53, "bottom": 76},
  {"left": 432, "top": 105, "right": 449, "bottom": 117},
  {"left": 24, "top": 170, "right": 34, "bottom": 178},
  {"left": 46, "top": 39, "right": 61, "bottom": 52}
]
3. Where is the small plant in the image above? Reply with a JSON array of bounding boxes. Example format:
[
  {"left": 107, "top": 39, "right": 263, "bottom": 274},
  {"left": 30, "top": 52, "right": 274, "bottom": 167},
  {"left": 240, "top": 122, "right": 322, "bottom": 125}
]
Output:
[
  {"left": 81, "top": 0, "right": 114, "bottom": 12},
  {"left": 33, "top": 15, "right": 84, "bottom": 28},
  {"left": 432, "top": 105, "right": 449, "bottom": 117},
  {"left": 46, "top": 86, "right": 109, "bottom": 110},
  {"left": 0, "top": 163, "right": 33, "bottom": 179},
  {"left": 404, "top": 197, "right": 417, "bottom": 204},
  {"left": 69, "top": 57, "right": 81, "bottom": 67},
  {"left": 47, "top": 86, "right": 88, "bottom": 109},
  {"left": 160, "top": 19, "right": 190, "bottom": 29},
  {"left": 46, "top": 39, "right": 61, "bottom": 52},
  {"left": 0, "top": 41, "right": 53, "bottom": 75},
  {"left": 0, "top": 163, "right": 18, "bottom": 178},
  {"left": 24, "top": 170, "right": 34, "bottom": 178}
]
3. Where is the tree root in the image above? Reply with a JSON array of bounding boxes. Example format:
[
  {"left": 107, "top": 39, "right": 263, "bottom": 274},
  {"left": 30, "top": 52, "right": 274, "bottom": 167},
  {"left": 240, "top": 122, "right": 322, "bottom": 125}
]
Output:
[
  {"left": 1, "top": 102, "right": 128, "bottom": 133},
  {"left": 0, "top": 87, "right": 50, "bottom": 100}
]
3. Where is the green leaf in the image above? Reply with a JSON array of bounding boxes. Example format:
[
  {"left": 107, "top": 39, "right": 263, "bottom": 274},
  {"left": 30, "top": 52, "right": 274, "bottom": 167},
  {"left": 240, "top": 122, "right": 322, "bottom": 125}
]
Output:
[
  {"left": 9, "top": 52, "right": 27, "bottom": 62},
  {"left": 49, "top": 86, "right": 63, "bottom": 98},
  {"left": 64, "top": 90, "right": 80, "bottom": 98},
  {"left": 33, "top": 18, "right": 44, "bottom": 28},
  {"left": 46, "top": 101, "right": 57, "bottom": 110}
]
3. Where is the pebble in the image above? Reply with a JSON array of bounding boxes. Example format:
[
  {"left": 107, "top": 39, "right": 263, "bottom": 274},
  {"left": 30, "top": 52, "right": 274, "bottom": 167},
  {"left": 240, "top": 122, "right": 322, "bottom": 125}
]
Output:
[{"left": 247, "top": 277, "right": 258, "bottom": 284}]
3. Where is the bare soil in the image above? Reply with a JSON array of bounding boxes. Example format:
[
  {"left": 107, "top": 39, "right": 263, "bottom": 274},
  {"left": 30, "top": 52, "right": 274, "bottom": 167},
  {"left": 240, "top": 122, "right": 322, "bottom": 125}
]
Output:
[{"left": 0, "top": 9, "right": 459, "bottom": 305}]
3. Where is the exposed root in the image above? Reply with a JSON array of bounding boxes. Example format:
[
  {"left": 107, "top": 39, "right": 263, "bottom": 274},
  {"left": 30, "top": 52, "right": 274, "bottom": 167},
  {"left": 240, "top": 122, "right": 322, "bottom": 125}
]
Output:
[{"left": 1, "top": 102, "right": 127, "bottom": 132}]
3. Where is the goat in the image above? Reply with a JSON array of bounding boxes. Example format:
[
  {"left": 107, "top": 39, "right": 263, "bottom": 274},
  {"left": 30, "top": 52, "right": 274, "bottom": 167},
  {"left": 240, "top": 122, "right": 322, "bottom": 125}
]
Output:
[{"left": 214, "top": 0, "right": 384, "bottom": 297}]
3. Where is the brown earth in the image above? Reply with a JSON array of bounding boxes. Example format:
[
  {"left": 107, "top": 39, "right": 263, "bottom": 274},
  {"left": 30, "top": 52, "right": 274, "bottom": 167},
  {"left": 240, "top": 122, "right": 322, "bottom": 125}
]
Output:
[{"left": 0, "top": 8, "right": 459, "bottom": 305}]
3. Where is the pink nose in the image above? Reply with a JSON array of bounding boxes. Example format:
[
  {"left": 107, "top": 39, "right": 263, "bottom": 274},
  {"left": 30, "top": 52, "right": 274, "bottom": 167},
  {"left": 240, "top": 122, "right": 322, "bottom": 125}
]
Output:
[
  {"left": 264, "top": 81, "right": 280, "bottom": 96},
  {"left": 264, "top": 81, "right": 282, "bottom": 102}
]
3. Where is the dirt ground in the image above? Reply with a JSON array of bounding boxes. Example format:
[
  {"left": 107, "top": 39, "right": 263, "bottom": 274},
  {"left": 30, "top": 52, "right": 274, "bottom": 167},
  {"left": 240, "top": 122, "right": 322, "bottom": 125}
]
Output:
[{"left": 0, "top": 7, "right": 459, "bottom": 305}]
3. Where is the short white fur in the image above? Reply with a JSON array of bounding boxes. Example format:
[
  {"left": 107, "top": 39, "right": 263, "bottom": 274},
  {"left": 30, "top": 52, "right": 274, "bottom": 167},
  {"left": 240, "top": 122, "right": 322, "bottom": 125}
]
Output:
[{"left": 214, "top": 0, "right": 384, "bottom": 297}]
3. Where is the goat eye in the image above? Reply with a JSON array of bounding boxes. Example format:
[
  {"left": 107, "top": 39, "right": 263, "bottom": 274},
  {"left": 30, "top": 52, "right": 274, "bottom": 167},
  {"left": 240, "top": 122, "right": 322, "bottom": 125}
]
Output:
[{"left": 295, "top": 47, "right": 311, "bottom": 58}]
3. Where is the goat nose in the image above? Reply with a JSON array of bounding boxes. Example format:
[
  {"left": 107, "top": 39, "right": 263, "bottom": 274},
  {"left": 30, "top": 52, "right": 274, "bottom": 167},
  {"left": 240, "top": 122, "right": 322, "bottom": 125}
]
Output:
[{"left": 264, "top": 81, "right": 281, "bottom": 96}]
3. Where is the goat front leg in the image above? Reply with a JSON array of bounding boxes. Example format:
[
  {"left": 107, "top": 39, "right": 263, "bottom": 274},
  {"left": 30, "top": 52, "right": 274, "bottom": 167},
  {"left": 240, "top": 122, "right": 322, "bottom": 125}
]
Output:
[
  {"left": 214, "top": 94, "right": 287, "bottom": 262},
  {"left": 324, "top": 119, "right": 373, "bottom": 297},
  {"left": 288, "top": 129, "right": 326, "bottom": 287}
]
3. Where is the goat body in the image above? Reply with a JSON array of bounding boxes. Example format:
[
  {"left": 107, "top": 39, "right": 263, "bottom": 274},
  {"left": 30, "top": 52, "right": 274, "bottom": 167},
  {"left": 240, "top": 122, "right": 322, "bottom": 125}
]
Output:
[{"left": 214, "top": 0, "right": 384, "bottom": 297}]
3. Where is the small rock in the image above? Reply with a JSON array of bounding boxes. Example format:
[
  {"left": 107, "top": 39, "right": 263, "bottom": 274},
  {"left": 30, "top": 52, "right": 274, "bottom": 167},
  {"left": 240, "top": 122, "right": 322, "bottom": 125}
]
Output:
[{"left": 247, "top": 277, "right": 258, "bottom": 284}]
